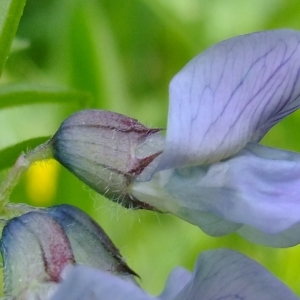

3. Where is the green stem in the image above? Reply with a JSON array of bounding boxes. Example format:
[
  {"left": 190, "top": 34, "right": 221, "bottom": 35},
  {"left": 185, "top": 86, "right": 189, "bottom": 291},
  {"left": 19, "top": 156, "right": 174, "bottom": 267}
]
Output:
[
  {"left": 0, "top": 141, "right": 53, "bottom": 214},
  {"left": 0, "top": 154, "right": 30, "bottom": 211},
  {"left": 24, "top": 141, "right": 54, "bottom": 163}
]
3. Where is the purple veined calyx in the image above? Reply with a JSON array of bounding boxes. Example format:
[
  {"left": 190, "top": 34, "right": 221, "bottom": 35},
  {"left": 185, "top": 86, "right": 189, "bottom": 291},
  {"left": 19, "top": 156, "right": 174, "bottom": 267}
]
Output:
[
  {"left": 49, "top": 110, "right": 164, "bottom": 210},
  {"left": 0, "top": 109, "right": 164, "bottom": 213}
]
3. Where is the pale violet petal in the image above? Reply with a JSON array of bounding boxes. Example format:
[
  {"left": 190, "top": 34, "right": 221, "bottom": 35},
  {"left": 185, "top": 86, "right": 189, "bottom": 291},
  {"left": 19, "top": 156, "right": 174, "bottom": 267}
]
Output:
[
  {"left": 158, "top": 29, "right": 300, "bottom": 170},
  {"left": 159, "top": 267, "right": 192, "bottom": 300},
  {"left": 163, "top": 143, "right": 300, "bottom": 237},
  {"left": 131, "top": 143, "right": 300, "bottom": 246},
  {"left": 173, "top": 249, "right": 298, "bottom": 300},
  {"left": 131, "top": 169, "right": 242, "bottom": 237},
  {"left": 238, "top": 222, "right": 300, "bottom": 248},
  {"left": 52, "top": 250, "right": 297, "bottom": 300},
  {"left": 52, "top": 265, "right": 151, "bottom": 300}
]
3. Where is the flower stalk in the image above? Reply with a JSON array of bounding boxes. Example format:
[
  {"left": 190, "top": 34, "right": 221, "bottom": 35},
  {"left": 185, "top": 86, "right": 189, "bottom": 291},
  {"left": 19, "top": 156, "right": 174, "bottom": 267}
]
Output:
[{"left": 0, "top": 141, "right": 53, "bottom": 215}]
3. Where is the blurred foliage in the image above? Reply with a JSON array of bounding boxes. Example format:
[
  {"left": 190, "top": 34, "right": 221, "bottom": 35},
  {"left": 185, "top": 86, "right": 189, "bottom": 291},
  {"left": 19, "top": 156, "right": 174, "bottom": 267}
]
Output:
[
  {"left": 1, "top": 0, "right": 300, "bottom": 296},
  {"left": 0, "top": 0, "right": 26, "bottom": 74}
]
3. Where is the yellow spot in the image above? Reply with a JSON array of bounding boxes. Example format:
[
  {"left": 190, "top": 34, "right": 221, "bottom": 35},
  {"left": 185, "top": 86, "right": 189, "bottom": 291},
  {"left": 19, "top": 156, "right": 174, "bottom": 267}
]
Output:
[{"left": 26, "top": 159, "right": 59, "bottom": 206}]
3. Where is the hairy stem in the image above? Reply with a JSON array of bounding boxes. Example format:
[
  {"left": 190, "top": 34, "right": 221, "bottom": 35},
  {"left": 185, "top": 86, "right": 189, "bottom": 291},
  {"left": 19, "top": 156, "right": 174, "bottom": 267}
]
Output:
[{"left": 0, "top": 141, "right": 53, "bottom": 214}]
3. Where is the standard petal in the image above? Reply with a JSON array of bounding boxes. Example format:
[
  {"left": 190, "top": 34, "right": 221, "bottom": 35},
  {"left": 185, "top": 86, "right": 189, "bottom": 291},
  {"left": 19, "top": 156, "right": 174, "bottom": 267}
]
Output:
[
  {"left": 173, "top": 249, "right": 298, "bottom": 300},
  {"left": 52, "top": 265, "right": 151, "bottom": 300},
  {"left": 158, "top": 29, "right": 300, "bottom": 170},
  {"left": 132, "top": 143, "right": 300, "bottom": 246}
]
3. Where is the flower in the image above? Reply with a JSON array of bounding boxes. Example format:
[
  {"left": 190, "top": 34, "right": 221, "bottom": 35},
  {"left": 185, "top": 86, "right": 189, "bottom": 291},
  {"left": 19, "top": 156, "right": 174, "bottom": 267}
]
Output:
[
  {"left": 1, "top": 206, "right": 297, "bottom": 300},
  {"left": 0, "top": 204, "right": 137, "bottom": 299},
  {"left": 47, "top": 29, "right": 300, "bottom": 247},
  {"left": 131, "top": 29, "right": 300, "bottom": 247},
  {"left": 52, "top": 249, "right": 298, "bottom": 300}
]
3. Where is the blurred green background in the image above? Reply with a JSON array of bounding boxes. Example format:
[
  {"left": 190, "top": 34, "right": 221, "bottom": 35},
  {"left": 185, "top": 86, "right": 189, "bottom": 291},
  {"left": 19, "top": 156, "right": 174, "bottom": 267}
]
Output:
[{"left": 1, "top": 0, "right": 300, "bottom": 296}]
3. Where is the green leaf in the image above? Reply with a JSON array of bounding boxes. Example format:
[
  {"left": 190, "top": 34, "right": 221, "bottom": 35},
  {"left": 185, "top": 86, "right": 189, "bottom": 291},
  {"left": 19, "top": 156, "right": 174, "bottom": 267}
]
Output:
[
  {"left": 0, "top": 137, "right": 50, "bottom": 171},
  {"left": 64, "top": 0, "right": 130, "bottom": 112},
  {"left": 0, "top": 84, "right": 92, "bottom": 110},
  {"left": 0, "top": 0, "right": 27, "bottom": 75}
]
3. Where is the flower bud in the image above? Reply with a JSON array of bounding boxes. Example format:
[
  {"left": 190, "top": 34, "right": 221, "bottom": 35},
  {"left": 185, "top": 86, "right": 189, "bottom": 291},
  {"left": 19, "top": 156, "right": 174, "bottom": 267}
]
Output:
[
  {"left": 49, "top": 110, "right": 163, "bottom": 209},
  {"left": 0, "top": 205, "right": 137, "bottom": 299},
  {"left": 0, "top": 211, "right": 75, "bottom": 299}
]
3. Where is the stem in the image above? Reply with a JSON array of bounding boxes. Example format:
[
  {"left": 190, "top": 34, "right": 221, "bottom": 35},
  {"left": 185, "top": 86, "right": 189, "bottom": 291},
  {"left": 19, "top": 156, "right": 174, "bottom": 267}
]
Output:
[
  {"left": 0, "top": 154, "right": 30, "bottom": 211},
  {"left": 0, "top": 141, "right": 53, "bottom": 214},
  {"left": 24, "top": 140, "right": 53, "bottom": 163}
]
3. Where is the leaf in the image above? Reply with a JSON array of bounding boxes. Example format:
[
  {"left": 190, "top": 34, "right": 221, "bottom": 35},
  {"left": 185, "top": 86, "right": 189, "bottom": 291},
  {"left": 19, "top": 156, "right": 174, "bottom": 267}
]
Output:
[
  {"left": 64, "top": 0, "right": 130, "bottom": 111},
  {"left": 0, "top": 0, "right": 27, "bottom": 75},
  {"left": 0, "top": 84, "right": 92, "bottom": 110},
  {"left": 0, "top": 137, "right": 51, "bottom": 171}
]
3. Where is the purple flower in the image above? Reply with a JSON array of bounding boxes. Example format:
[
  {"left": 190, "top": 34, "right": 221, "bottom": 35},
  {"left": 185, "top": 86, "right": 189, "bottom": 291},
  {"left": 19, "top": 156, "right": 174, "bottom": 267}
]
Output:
[
  {"left": 49, "top": 29, "right": 300, "bottom": 247},
  {"left": 52, "top": 249, "right": 297, "bottom": 300},
  {"left": 131, "top": 29, "right": 300, "bottom": 247}
]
